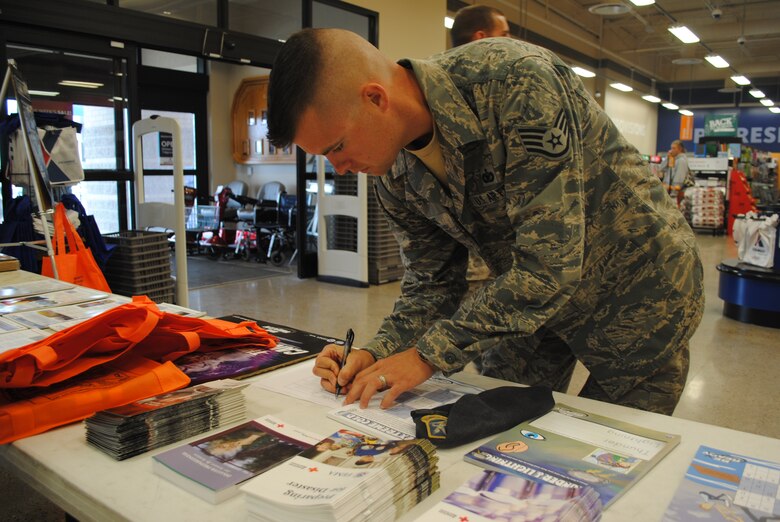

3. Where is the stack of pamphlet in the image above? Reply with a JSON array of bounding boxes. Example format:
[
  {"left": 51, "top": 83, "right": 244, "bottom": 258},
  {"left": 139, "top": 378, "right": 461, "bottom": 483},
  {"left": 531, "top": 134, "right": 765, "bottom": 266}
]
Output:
[
  {"left": 241, "top": 428, "right": 440, "bottom": 521},
  {"left": 85, "top": 379, "right": 248, "bottom": 460},
  {"left": 464, "top": 403, "right": 680, "bottom": 510},
  {"left": 153, "top": 415, "right": 322, "bottom": 504},
  {"left": 419, "top": 469, "right": 602, "bottom": 522}
]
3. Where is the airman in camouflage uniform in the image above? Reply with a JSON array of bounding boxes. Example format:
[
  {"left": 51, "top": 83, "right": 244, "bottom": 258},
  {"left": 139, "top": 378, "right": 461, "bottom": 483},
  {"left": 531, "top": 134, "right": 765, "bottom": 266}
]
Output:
[{"left": 268, "top": 30, "right": 704, "bottom": 415}]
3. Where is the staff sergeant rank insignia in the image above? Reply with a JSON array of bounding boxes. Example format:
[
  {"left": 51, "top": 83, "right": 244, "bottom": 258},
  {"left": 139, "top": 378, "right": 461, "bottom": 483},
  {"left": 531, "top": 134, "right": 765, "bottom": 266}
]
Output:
[{"left": 518, "top": 108, "right": 570, "bottom": 160}]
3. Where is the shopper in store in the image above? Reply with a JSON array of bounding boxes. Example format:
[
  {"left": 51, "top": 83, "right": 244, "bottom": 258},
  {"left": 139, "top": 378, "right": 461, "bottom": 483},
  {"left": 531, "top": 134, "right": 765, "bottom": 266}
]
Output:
[
  {"left": 661, "top": 139, "right": 694, "bottom": 194},
  {"left": 266, "top": 29, "right": 704, "bottom": 415},
  {"left": 450, "top": 4, "right": 511, "bottom": 47}
]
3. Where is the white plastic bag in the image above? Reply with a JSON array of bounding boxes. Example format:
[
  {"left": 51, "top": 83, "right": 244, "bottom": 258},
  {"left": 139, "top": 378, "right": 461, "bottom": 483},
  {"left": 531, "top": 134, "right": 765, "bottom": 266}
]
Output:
[{"left": 741, "top": 214, "right": 779, "bottom": 268}]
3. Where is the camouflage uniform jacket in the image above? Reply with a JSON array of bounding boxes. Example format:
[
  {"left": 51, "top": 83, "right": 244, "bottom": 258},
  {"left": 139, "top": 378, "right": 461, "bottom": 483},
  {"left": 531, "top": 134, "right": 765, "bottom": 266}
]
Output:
[{"left": 364, "top": 39, "right": 704, "bottom": 401}]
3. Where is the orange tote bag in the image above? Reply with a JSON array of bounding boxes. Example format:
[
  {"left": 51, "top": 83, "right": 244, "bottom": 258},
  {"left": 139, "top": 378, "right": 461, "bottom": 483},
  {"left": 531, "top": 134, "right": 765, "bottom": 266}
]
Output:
[{"left": 41, "top": 203, "right": 111, "bottom": 292}]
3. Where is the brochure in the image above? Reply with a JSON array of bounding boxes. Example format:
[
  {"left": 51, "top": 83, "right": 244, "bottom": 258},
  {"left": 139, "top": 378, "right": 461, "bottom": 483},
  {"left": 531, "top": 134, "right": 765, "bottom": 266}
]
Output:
[{"left": 464, "top": 403, "right": 680, "bottom": 509}]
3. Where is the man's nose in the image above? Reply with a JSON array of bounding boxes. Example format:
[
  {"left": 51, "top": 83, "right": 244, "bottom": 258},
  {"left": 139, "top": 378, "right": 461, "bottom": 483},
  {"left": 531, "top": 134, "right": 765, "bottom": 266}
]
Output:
[{"left": 327, "top": 154, "right": 351, "bottom": 175}]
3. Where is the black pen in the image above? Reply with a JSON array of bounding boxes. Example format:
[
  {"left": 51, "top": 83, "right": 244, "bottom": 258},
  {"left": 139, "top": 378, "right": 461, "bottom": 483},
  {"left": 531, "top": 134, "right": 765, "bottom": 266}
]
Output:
[{"left": 335, "top": 328, "right": 354, "bottom": 397}]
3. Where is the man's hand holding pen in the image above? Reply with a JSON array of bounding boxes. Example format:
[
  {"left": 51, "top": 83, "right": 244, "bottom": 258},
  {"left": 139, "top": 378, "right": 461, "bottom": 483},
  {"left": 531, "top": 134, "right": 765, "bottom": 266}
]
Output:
[{"left": 313, "top": 336, "right": 436, "bottom": 409}]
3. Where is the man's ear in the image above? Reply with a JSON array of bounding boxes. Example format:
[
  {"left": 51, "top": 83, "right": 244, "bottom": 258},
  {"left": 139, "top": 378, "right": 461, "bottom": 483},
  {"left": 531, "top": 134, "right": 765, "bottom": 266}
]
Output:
[
  {"left": 363, "top": 83, "right": 389, "bottom": 112},
  {"left": 471, "top": 30, "right": 487, "bottom": 41}
]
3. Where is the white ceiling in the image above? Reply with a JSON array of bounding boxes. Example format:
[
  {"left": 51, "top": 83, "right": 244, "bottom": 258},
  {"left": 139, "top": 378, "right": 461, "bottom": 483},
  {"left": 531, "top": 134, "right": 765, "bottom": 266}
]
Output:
[{"left": 456, "top": 0, "right": 780, "bottom": 101}]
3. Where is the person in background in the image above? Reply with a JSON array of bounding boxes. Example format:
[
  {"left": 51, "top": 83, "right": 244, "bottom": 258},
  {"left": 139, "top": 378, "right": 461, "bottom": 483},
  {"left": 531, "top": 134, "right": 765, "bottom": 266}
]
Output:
[
  {"left": 451, "top": 4, "right": 510, "bottom": 47},
  {"left": 267, "top": 29, "right": 704, "bottom": 416},
  {"left": 661, "top": 140, "right": 694, "bottom": 194}
]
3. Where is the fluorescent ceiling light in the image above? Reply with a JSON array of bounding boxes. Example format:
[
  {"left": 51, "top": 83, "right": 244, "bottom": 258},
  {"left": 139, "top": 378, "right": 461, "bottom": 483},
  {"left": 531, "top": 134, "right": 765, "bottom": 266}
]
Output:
[
  {"left": 610, "top": 82, "right": 633, "bottom": 92},
  {"left": 642, "top": 94, "right": 661, "bottom": 103},
  {"left": 760, "top": 99, "right": 774, "bottom": 106},
  {"left": 668, "top": 25, "right": 700, "bottom": 44},
  {"left": 28, "top": 90, "right": 60, "bottom": 97},
  {"left": 679, "top": 109, "right": 694, "bottom": 116},
  {"left": 704, "top": 55, "right": 729, "bottom": 68},
  {"left": 730, "top": 75, "right": 750, "bottom": 85},
  {"left": 749, "top": 89, "right": 765, "bottom": 98},
  {"left": 571, "top": 66, "right": 596, "bottom": 78},
  {"left": 444, "top": 16, "right": 454, "bottom": 29},
  {"left": 58, "top": 80, "right": 104, "bottom": 89},
  {"left": 629, "top": 0, "right": 655, "bottom": 5},
  {"left": 662, "top": 102, "right": 679, "bottom": 110},
  {"left": 769, "top": 107, "right": 780, "bottom": 113}
]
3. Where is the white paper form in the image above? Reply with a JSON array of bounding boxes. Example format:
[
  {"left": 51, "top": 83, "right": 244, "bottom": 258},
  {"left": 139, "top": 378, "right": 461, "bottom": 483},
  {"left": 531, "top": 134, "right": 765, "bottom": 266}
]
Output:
[{"left": 252, "top": 363, "right": 483, "bottom": 440}]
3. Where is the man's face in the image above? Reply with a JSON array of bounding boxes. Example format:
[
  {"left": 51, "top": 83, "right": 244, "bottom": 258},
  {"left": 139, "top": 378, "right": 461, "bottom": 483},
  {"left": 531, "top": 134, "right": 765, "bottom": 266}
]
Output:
[
  {"left": 669, "top": 143, "right": 683, "bottom": 157},
  {"left": 486, "top": 14, "right": 511, "bottom": 39},
  {"left": 294, "top": 99, "right": 399, "bottom": 176}
]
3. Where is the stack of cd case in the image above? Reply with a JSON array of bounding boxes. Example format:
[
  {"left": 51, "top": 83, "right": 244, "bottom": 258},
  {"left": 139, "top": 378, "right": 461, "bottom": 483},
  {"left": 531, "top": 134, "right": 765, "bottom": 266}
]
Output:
[{"left": 85, "top": 379, "right": 248, "bottom": 460}]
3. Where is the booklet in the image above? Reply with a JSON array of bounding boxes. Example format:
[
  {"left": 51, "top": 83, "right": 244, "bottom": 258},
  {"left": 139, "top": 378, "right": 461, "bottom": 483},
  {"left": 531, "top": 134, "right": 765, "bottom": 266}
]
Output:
[
  {"left": 241, "top": 428, "right": 439, "bottom": 522},
  {"left": 0, "top": 328, "right": 51, "bottom": 354},
  {"left": 0, "top": 279, "right": 73, "bottom": 299},
  {"left": 418, "top": 469, "right": 602, "bottom": 522},
  {"left": 152, "top": 415, "right": 323, "bottom": 504},
  {"left": 661, "top": 445, "right": 780, "bottom": 521},
  {"left": 86, "top": 379, "right": 249, "bottom": 460},
  {"left": 0, "top": 287, "right": 108, "bottom": 315},
  {"left": 5, "top": 295, "right": 129, "bottom": 329},
  {"left": 172, "top": 316, "right": 334, "bottom": 384},
  {"left": 464, "top": 403, "right": 680, "bottom": 510}
]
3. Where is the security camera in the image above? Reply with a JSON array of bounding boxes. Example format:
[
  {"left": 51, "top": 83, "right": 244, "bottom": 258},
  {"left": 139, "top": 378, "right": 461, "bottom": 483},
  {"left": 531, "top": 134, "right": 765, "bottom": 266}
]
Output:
[
  {"left": 711, "top": 8, "right": 723, "bottom": 20},
  {"left": 737, "top": 36, "right": 746, "bottom": 45}
]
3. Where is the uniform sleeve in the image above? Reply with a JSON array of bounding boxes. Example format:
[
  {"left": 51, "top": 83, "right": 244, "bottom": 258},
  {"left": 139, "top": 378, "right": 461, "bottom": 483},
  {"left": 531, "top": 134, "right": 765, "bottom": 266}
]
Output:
[
  {"left": 416, "top": 57, "right": 588, "bottom": 373},
  {"left": 363, "top": 171, "right": 470, "bottom": 359}
]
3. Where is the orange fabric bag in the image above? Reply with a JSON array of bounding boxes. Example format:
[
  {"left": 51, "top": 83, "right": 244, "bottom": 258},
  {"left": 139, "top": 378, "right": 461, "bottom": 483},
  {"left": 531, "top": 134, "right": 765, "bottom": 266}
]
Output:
[
  {"left": 41, "top": 203, "right": 111, "bottom": 292},
  {"left": 0, "top": 297, "right": 277, "bottom": 444}
]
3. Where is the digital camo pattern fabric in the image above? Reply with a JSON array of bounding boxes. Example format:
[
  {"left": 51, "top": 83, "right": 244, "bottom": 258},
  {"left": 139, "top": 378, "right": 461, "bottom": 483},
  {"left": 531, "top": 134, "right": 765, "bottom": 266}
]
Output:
[{"left": 363, "top": 38, "right": 704, "bottom": 413}]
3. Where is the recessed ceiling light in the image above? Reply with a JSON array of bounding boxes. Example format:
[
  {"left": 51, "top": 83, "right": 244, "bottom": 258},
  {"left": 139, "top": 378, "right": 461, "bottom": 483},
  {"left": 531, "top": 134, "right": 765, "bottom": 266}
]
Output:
[
  {"left": 571, "top": 66, "right": 596, "bottom": 78},
  {"left": 668, "top": 25, "right": 700, "bottom": 44},
  {"left": 444, "top": 16, "right": 454, "bottom": 29},
  {"left": 629, "top": 0, "right": 655, "bottom": 5},
  {"left": 672, "top": 57, "right": 703, "bottom": 65},
  {"left": 28, "top": 90, "right": 60, "bottom": 97},
  {"left": 588, "top": 3, "right": 631, "bottom": 16},
  {"left": 58, "top": 80, "right": 104, "bottom": 89},
  {"left": 769, "top": 107, "right": 780, "bottom": 113},
  {"left": 760, "top": 99, "right": 774, "bottom": 106},
  {"left": 610, "top": 82, "right": 633, "bottom": 92},
  {"left": 679, "top": 109, "right": 694, "bottom": 116},
  {"left": 749, "top": 89, "right": 765, "bottom": 98},
  {"left": 730, "top": 75, "right": 751, "bottom": 85},
  {"left": 704, "top": 55, "right": 729, "bottom": 68},
  {"left": 662, "top": 102, "right": 679, "bottom": 110},
  {"left": 642, "top": 95, "right": 661, "bottom": 103}
]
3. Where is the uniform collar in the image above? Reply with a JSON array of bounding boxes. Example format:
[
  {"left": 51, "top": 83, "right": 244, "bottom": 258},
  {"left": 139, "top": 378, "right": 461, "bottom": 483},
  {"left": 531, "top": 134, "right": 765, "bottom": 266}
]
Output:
[{"left": 391, "top": 58, "right": 485, "bottom": 217}]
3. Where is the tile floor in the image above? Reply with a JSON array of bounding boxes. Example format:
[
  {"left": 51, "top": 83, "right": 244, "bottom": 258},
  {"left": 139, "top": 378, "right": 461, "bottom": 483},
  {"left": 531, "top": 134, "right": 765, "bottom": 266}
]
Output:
[{"left": 2, "top": 232, "right": 778, "bottom": 521}]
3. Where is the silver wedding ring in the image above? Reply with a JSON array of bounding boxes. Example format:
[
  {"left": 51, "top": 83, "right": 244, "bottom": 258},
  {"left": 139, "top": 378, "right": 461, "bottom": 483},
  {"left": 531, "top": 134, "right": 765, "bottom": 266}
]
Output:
[{"left": 378, "top": 374, "right": 388, "bottom": 390}]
